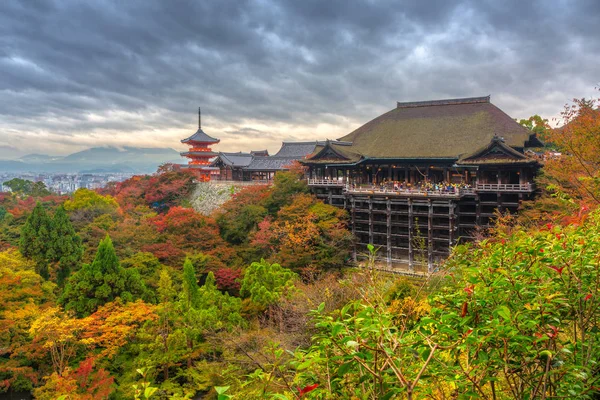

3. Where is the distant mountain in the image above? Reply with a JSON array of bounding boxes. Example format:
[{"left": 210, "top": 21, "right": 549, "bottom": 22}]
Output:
[
  {"left": 18, "top": 154, "right": 65, "bottom": 163},
  {"left": 0, "top": 146, "right": 182, "bottom": 174}
]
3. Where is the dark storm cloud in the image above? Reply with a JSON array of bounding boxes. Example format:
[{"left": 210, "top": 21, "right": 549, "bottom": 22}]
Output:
[{"left": 0, "top": 0, "right": 598, "bottom": 156}]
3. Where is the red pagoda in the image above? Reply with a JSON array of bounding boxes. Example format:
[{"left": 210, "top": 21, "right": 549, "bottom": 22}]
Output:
[{"left": 181, "top": 108, "right": 220, "bottom": 181}]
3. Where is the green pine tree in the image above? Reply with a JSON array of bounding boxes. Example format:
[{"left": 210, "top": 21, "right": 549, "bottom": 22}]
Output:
[
  {"left": 182, "top": 258, "right": 199, "bottom": 309},
  {"left": 19, "top": 202, "right": 53, "bottom": 279},
  {"left": 60, "top": 234, "right": 150, "bottom": 316},
  {"left": 50, "top": 206, "right": 83, "bottom": 285}
]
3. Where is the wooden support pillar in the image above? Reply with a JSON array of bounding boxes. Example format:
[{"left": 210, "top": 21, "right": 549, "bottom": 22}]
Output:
[
  {"left": 386, "top": 198, "right": 392, "bottom": 268},
  {"left": 408, "top": 198, "right": 414, "bottom": 271},
  {"left": 328, "top": 188, "right": 333, "bottom": 205},
  {"left": 404, "top": 167, "right": 409, "bottom": 183},
  {"left": 519, "top": 168, "right": 524, "bottom": 185},
  {"left": 449, "top": 200, "right": 455, "bottom": 251},
  {"left": 428, "top": 199, "right": 433, "bottom": 272},
  {"left": 351, "top": 197, "right": 356, "bottom": 262},
  {"left": 476, "top": 194, "right": 481, "bottom": 226},
  {"left": 368, "top": 197, "right": 374, "bottom": 238},
  {"left": 497, "top": 192, "right": 502, "bottom": 215}
]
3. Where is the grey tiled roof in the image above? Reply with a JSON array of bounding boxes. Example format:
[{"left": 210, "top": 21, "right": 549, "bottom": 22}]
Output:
[
  {"left": 245, "top": 156, "right": 299, "bottom": 171},
  {"left": 273, "top": 142, "right": 320, "bottom": 157},
  {"left": 218, "top": 152, "right": 254, "bottom": 167},
  {"left": 181, "top": 128, "right": 220, "bottom": 144}
]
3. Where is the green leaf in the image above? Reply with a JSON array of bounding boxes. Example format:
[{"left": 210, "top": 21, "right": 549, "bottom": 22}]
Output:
[
  {"left": 144, "top": 387, "right": 158, "bottom": 399},
  {"left": 215, "top": 386, "right": 230, "bottom": 395},
  {"left": 497, "top": 306, "right": 511, "bottom": 321}
]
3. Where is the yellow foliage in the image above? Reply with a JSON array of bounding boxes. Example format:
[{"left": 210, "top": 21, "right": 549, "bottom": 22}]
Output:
[
  {"left": 63, "top": 188, "right": 119, "bottom": 211},
  {"left": 0, "top": 248, "right": 35, "bottom": 272},
  {"left": 388, "top": 296, "right": 430, "bottom": 321},
  {"left": 29, "top": 307, "right": 87, "bottom": 375}
]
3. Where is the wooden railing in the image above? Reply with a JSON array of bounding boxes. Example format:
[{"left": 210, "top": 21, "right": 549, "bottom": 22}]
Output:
[
  {"left": 307, "top": 180, "right": 535, "bottom": 195},
  {"left": 307, "top": 179, "right": 346, "bottom": 187},
  {"left": 345, "top": 186, "right": 466, "bottom": 198},
  {"left": 476, "top": 183, "right": 534, "bottom": 192}
]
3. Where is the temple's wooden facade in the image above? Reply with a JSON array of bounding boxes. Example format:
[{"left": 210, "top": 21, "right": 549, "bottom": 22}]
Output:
[
  {"left": 301, "top": 96, "right": 542, "bottom": 271},
  {"left": 212, "top": 142, "right": 323, "bottom": 182}
]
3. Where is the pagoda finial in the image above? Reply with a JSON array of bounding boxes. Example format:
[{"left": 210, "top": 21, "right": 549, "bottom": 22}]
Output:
[{"left": 198, "top": 107, "right": 201, "bottom": 129}]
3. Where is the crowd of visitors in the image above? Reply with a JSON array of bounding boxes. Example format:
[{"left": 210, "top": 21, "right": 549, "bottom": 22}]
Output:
[{"left": 348, "top": 180, "right": 473, "bottom": 194}]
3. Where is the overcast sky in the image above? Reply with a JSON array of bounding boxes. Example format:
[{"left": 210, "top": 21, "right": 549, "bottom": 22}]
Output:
[{"left": 0, "top": 0, "right": 598, "bottom": 158}]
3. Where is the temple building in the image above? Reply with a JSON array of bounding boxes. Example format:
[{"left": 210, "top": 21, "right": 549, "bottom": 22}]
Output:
[
  {"left": 180, "top": 108, "right": 220, "bottom": 181},
  {"left": 212, "top": 141, "right": 323, "bottom": 181},
  {"left": 301, "top": 96, "right": 542, "bottom": 271}
]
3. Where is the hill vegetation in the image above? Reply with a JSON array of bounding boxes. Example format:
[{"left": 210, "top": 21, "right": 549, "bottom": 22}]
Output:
[{"left": 0, "top": 93, "right": 599, "bottom": 399}]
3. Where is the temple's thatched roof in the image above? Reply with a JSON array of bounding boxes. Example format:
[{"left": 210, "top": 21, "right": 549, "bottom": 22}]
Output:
[{"left": 307, "top": 96, "right": 532, "bottom": 163}]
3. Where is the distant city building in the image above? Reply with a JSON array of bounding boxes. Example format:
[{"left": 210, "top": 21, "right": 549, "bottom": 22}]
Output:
[{"left": 0, "top": 172, "right": 134, "bottom": 194}]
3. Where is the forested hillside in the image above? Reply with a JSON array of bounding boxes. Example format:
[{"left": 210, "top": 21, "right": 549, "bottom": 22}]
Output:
[{"left": 1, "top": 95, "right": 599, "bottom": 399}]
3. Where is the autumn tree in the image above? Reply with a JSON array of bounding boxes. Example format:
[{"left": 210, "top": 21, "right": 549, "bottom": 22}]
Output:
[
  {"left": 64, "top": 188, "right": 121, "bottom": 231},
  {"left": 0, "top": 250, "right": 55, "bottom": 392},
  {"left": 32, "top": 357, "right": 114, "bottom": 400},
  {"left": 144, "top": 167, "right": 197, "bottom": 211},
  {"left": 108, "top": 206, "right": 159, "bottom": 260},
  {"left": 215, "top": 185, "right": 270, "bottom": 245},
  {"left": 519, "top": 114, "right": 551, "bottom": 144},
  {"left": 543, "top": 94, "right": 600, "bottom": 206},
  {"left": 60, "top": 235, "right": 151, "bottom": 316},
  {"left": 148, "top": 206, "right": 234, "bottom": 266},
  {"left": 29, "top": 307, "right": 86, "bottom": 377},
  {"left": 264, "top": 170, "right": 308, "bottom": 215},
  {"left": 251, "top": 194, "right": 353, "bottom": 273},
  {"left": 64, "top": 188, "right": 119, "bottom": 212},
  {"left": 82, "top": 300, "right": 158, "bottom": 360}
]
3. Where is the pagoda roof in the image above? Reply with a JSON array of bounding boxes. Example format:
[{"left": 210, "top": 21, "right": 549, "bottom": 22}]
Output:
[
  {"left": 251, "top": 149, "right": 269, "bottom": 156},
  {"left": 304, "top": 96, "right": 533, "bottom": 165},
  {"left": 180, "top": 151, "right": 219, "bottom": 157},
  {"left": 181, "top": 128, "right": 220, "bottom": 144}
]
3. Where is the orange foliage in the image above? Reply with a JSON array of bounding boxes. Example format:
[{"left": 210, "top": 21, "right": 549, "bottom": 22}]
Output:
[
  {"left": 216, "top": 184, "right": 271, "bottom": 216},
  {"left": 544, "top": 95, "right": 600, "bottom": 206},
  {"left": 0, "top": 250, "right": 54, "bottom": 389},
  {"left": 110, "top": 175, "right": 151, "bottom": 210},
  {"left": 34, "top": 357, "right": 114, "bottom": 400},
  {"left": 150, "top": 206, "right": 234, "bottom": 264},
  {"left": 250, "top": 194, "right": 352, "bottom": 271},
  {"left": 82, "top": 300, "right": 158, "bottom": 360}
]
